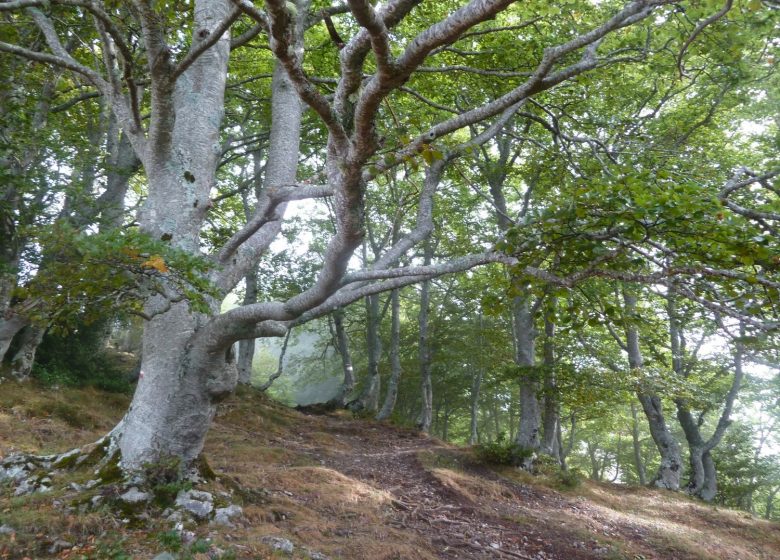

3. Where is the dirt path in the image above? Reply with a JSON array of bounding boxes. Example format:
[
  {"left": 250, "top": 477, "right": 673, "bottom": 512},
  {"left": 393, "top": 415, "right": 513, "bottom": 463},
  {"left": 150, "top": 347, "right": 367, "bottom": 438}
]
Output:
[{"left": 281, "top": 415, "right": 609, "bottom": 560}]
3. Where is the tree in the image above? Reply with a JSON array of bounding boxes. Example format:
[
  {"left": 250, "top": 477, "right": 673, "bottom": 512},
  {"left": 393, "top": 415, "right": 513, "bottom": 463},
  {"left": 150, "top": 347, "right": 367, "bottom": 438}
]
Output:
[{"left": 1, "top": 0, "right": 775, "bottom": 480}]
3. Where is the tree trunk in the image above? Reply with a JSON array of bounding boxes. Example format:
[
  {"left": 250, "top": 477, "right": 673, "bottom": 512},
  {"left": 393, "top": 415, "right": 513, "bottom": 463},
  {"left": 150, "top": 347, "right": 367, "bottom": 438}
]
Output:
[
  {"left": 417, "top": 242, "right": 433, "bottom": 433},
  {"left": 541, "top": 313, "right": 560, "bottom": 461},
  {"left": 376, "top": 288, "right": 401, "bottom": 420},
  {"left": 469, "top": 368, "right": 483, "bottom": 445},
  {"left": 669, "top": 295, "right": 743, "bottom": 501},
  {"left": 513, "top": 296, "right": 540, "bottom": 462},
  {"left": 331, "top": 308, "right": 355, "bottom": 406},
  {"left": 623, "top": 290, "right": 682, "bottom": 490},
  {"left": 9, "top": 324, "right": 45, "bottom": 379},
  {"left": 354, "top": 293, "right": 381, "bottom": 412},
  {"left": 115, "top": 0, "right": 304, "bottom": 471},
  {"left": 237, "top": 267, "right": 258, "bottom": 385},
  {"left": 631, "top": 402, "right": 648, "bottom": 485}
]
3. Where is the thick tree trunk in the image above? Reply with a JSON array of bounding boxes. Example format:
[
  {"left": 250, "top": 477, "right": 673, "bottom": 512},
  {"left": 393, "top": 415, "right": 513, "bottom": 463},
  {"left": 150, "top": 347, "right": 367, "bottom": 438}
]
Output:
[
  {"left": 116, "top": 301, "right": 237, "bottom": 470},
  {"left": 417, "top": 243, "right": 433, "bottom": 433},
  {"left": 115, "top": 0, "right": 304, "bottom": 472},
  {"left": 376, "top": 288, "right": 401, "bottom": 420},
  {"left": 9, "top": 324, "right": 44, "bottom": 379},
  {"left": 0, "top": 315, "right": 27, "bottom": 365},
  {"left": 623, "top": 290, "right": 682, "bottom": 490}
]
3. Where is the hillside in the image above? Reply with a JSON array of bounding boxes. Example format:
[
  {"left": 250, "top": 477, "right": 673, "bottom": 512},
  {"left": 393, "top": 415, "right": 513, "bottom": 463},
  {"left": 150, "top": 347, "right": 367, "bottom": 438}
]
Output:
[{"left": 1, "top": 382, "right": 779, "bottom": 560}]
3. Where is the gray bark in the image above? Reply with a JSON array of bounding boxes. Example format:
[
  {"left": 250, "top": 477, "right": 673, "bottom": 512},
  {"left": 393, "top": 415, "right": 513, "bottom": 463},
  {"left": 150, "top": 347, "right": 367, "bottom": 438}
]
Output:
[
  {"left": 513, "top": 296, "right": 540, "bottom": 457},
  {"left": 376, "top": 288, "right": 401, "bottom": 420},
  {"left": 469, "top": 311, "right": 484, "bottom": 445},
  {"left": 623, "top": 290, "right": 682, "bottom": 490},
  {"left": 670, "top": 296, "right": 744, "bottom": 501},
  {"left": 631, "top": 402, "right": 648, "bottom": 485},
  {"left": 541, "top": 313, "right": 560, "bottom": 461},
  {"left": 238, "top": 150, "right": 266, "bottom": 385},
  {"left": 355, "top": 293, "right": 382, "bottom": 412},
  {"left": 417, "top": 241, "right": 433, "bottom": 434},
  {"left": 332, "top": 308, "right": 356, "bottom": 406},
  {"left": 116, "top": 0, "right": 254, "bottom": 470},
  {"left": 9, "top": 324, "right": 45, "bottom": 379},
  {"left": 237, "top": 267, "right": 258, "bottom": 385}
]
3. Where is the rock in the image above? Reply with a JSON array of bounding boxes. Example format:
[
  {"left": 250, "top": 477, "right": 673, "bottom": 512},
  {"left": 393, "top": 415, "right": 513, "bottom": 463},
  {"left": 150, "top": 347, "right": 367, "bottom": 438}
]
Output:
[
  {"left": 212, "top": 504, "right": 243, "bottom": 527},
  {"left": 120, "top": 486, "right": 151, "bottom": 504},
  {"left": 175, "top": 490, "right": 213, "bottom": 520},
  {"left": 47, "top": 539, "right": 73, "bottom": 554},
  {"left": 0, "top": 524, "right": 15, "bottom": 535},
  {"left": 84, "top": 479, "right": 99, "bottom": 489},
  {"left": 181, "top": 530, "right": 196, "bottom": 545},
  {"left": 68, "top": 482, "right": 83, "bottom": 492},
  {"left": 186, "top": 489, "right": 214, "bottom": 502},
  {"left": 0, "top": 464, "right": 26, "bottom": 483},
  {"left": 166, "top": 510, "right": 183, "bottom": 523},
  {"left": 13, "top": 478, "right": 35, "bottom": 496},
  {"left": 152, "top": 554, "right": 177, "bottom": 560},
  {"left": 91, "top": 495, "right": 103, "bottom": 508},
  {"left": 179, "top": 498, "right": 213, "bottom": 519},
  {"left": 261, "top": 536, "right": 294, "bottom": 554},
  {"left": 306, "top": 551, "right": 331, "bottom": 560}
]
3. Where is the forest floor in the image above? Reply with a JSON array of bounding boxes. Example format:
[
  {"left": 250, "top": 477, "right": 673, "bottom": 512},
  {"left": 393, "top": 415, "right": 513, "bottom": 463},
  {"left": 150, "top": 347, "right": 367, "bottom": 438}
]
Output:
[{"left": 1, "top": 381, "right": 779, "bottom": 560}]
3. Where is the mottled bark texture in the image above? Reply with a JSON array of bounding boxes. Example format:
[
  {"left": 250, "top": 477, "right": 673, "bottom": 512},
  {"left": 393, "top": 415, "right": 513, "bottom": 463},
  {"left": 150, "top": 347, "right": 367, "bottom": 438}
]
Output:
[
  {"left": 623, "top": 290, "right": 682, "bottom": 490},
  {"left": 669, "top": 295, "right": 744, "bottom": 501},
  {"left": 331, "top": 308, "right": 356, "bottom": 406},
  {"left": 376, "top": 288, "right": 402, "bottom": 421},
  {"left": 541, "top": 313, "right": 561, "bottom": 461},
  {"left": 417, "top": 242, "right": 433, "bottom": 434},
  {"left": 0, "top": 0, "right": 678, "bottom": 472}
]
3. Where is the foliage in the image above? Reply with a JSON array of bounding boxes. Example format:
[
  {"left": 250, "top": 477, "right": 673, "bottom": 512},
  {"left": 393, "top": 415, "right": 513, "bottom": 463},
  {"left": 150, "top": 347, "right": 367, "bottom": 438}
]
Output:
[
  {"left": 474, "top": 433, "right": 533, "bottom": 467},
  {"left": 32, "top": 319, "right": 133, "bottom": 393},
  {"left": 22, "top": 224, "right": 220, "bottom": 332}
]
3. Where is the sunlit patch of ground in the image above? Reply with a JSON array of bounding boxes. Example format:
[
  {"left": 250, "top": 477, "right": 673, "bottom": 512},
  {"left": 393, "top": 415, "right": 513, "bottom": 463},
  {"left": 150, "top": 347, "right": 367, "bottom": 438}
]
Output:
[{"left": 1, "top": 382, "right": 779, "bottom": 559}]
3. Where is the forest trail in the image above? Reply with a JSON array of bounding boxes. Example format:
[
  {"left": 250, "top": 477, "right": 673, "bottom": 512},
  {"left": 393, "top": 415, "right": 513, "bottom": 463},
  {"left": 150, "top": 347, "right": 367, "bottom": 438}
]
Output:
[
  {"left": 2, "top": 384, "right": 780, "bottom": 559},
  {"left": 210, "top": 394, "right": 780, "bottom": 560}
]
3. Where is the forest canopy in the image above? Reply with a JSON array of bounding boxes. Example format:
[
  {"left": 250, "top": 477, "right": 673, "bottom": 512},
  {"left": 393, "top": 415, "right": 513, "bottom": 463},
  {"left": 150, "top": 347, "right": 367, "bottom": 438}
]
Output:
[{"left": 0, "top": 0, "right": 778, "bottom": 520}]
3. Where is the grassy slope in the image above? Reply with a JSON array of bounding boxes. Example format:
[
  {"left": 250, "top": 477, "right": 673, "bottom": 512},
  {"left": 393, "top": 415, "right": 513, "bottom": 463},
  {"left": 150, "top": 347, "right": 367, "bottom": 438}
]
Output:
[{"left": 0, "top": 382, "right": 778, "bottom": 560}]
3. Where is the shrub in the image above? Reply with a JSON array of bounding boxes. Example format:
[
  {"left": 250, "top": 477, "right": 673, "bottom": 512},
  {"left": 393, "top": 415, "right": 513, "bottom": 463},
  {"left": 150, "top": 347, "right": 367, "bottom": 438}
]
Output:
[{"left": 475, "top": 438, "right": 533, "bottom": 467}]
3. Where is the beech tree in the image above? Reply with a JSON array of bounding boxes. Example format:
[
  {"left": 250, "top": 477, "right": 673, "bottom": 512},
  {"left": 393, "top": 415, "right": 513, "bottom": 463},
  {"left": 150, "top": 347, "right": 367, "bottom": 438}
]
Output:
[{"left": 1, "top": 0, "right": 777, "bottom": 481}]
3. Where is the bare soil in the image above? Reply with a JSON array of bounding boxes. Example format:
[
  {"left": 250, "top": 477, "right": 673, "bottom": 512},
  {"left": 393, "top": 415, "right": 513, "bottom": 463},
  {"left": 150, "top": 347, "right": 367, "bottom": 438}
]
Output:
[{"left": 2, "top": 384, "right": 780, "bottom": 559}]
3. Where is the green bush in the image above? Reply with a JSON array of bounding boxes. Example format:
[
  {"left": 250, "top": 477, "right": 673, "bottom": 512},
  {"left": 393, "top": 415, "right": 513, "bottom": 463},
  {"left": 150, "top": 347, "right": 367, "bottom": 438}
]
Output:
[
  {"left": 555, "top": 468, "right": 584, "bottom": 489},
  {"left": 475, "top": 436, "right": 533, "bottom": 467}
]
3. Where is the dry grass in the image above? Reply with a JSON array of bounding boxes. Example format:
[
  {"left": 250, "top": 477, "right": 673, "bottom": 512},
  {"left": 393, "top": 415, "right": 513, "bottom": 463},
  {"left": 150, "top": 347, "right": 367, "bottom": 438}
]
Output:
[{"left": 1, "top": 382, "right": 780, "bottom": 560}]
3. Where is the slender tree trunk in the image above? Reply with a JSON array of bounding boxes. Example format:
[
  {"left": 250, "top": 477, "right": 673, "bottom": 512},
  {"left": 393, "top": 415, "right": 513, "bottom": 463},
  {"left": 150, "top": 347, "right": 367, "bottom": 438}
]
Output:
[
  {"left": 631, "top": 402, "right": 648, "bottom": 485},
  {"left": 623, "top": 290, "right": 682, "bottom": 490},
  {"left": 237, "top": 267, "right": 258, "bottom": 385},
  {"left": 417, "top": 241, "right": 433, "bottom": 433},
  {"left": 354, "top": 293, "right": 381, "bottom": 412},
  {"left": 237, "top": 150, "right": 265, "bottom": 385},
  {"left": 331, "top": 308, "right": 355, "bottom": 406},
  {"left": 469, "top": 310, "right": 485, "bottom": 445},
  {"left": 376, "top": 288, "right": 401, "bottom": 420},
  {"left": 469, "top": 369, "right": 483, "bottom": 445},
  {"left": 513, "top": 296, "right": 540, "bottom": 463},
  {"left": 669, "top": 295, "right": 744, "bottom": 501},
  {"left": 541, "top": 313, "right": 560, "bottom": 461}
]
